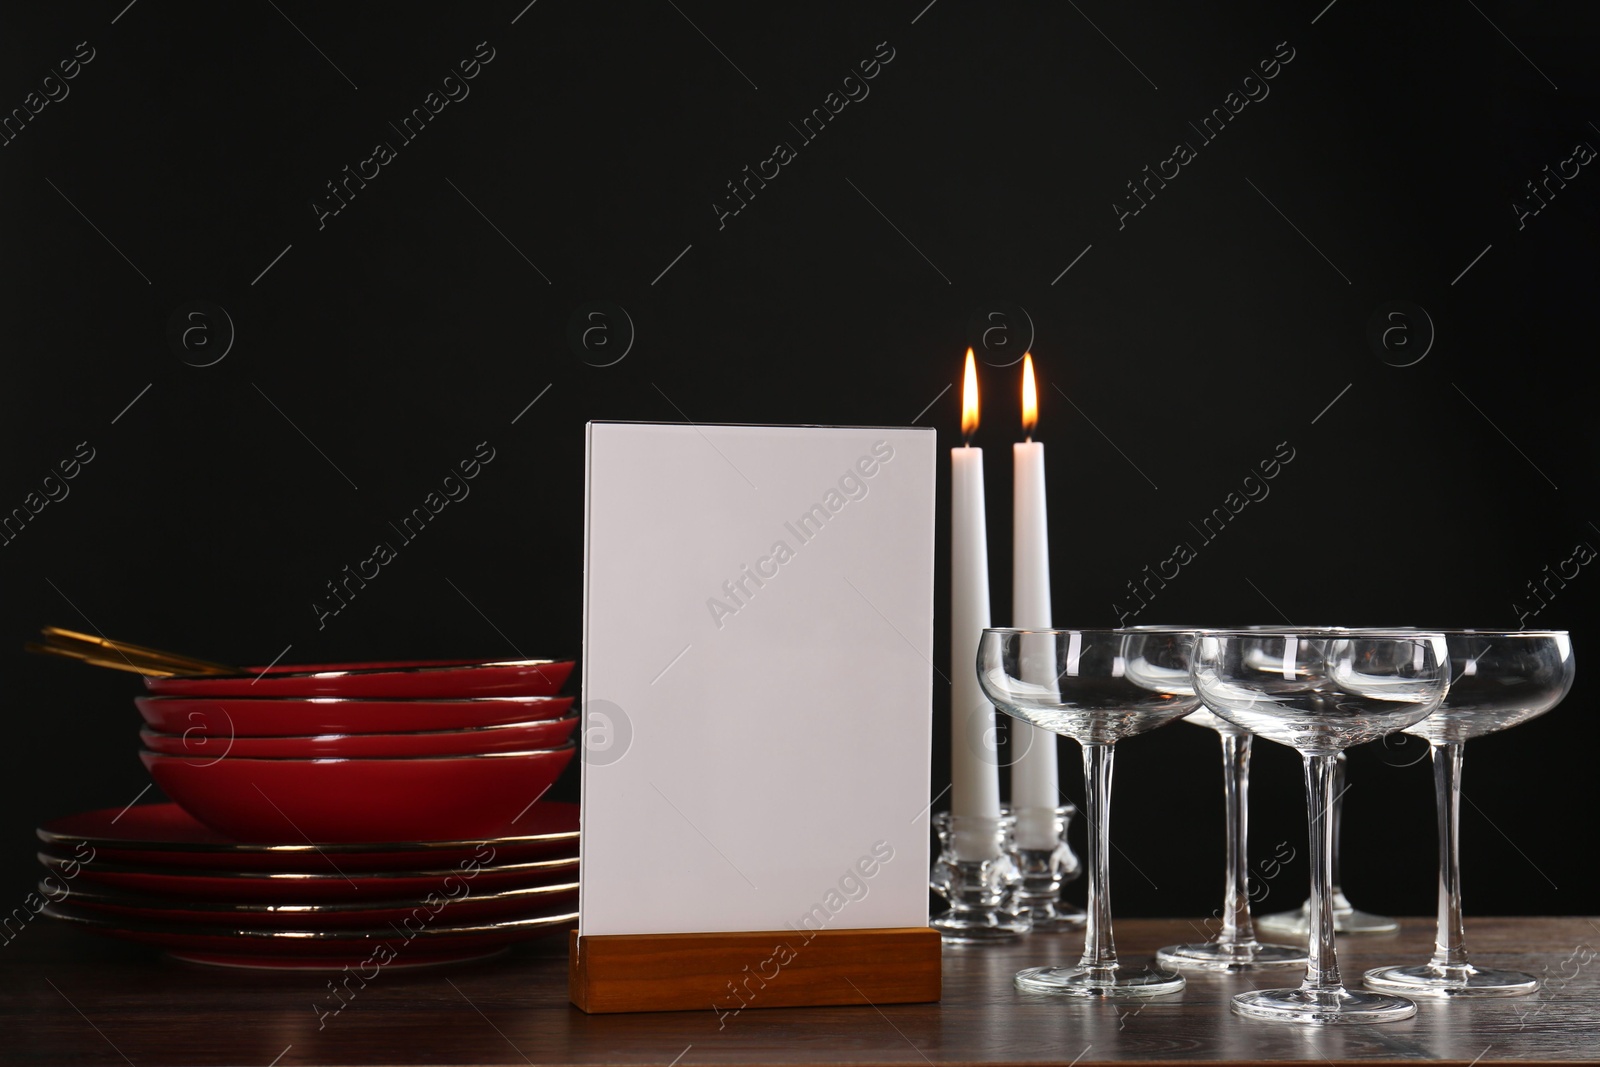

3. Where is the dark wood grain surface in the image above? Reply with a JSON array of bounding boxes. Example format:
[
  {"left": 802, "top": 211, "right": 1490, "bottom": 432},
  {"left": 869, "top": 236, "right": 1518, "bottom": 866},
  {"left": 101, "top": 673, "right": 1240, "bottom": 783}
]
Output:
[{"left": 6, "top": 917, "right": 1596, "bottom": 1065}]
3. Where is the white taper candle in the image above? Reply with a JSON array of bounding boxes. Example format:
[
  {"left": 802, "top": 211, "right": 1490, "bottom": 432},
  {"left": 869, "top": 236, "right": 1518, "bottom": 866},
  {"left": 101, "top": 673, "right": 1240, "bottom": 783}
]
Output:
[
  {"left": 1010, "top": 352, "right": 1060, "bottom": 848},
  {"left": 950, "top": 349, "right": 1002, "bottom": 858}
]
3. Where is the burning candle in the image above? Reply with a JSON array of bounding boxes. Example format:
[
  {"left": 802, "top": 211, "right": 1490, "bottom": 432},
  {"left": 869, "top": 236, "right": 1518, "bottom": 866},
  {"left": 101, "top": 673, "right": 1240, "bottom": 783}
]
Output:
[
  {"left": 950, "top": 349, "right": 1002, "bottom": 856},
  {"left": 1010, "top": 352, "right": 1061, "bottom": 849}
]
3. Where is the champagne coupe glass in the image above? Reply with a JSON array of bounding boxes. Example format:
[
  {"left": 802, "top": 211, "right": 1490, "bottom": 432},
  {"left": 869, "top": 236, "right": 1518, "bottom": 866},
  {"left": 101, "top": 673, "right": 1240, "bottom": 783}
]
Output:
[
  {"left": 1255, "top": 751, "right": 1400, "bottom": 937},
  {"left": 1127, "top": 625, "right": 1308, "bottom": 972},
  {"left": 1248, "top": 629, "right": 1397, "bottom": 939},
  {"left": 1191, "top": 630, "right": 1451, "bottom": 1023},
  {"left": 977, "top": 628, "right": 1200, "bottom": 997},
  {"left": 1364, "top": 630, "right": 1574, "bottom": 997}
]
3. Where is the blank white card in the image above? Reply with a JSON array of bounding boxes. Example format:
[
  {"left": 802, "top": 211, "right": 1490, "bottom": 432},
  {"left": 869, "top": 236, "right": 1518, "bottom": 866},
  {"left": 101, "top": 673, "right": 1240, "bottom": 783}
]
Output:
[{"left": 580, "top": 422, "right": 935, "bottom": 936}]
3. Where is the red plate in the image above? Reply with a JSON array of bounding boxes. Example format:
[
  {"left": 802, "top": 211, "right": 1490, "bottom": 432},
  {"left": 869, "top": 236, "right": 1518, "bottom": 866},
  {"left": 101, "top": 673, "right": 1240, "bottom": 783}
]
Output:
[
  {"left": 37, "top": 802, "right": 577, "bottom": 871},
  {"left": 139, "top": 714, "right": 579, "bottom": 758},
  {"left": 41, "top": 850, "right": 578, "bottom": 902},
  {"left": 135, "top": 694, "right": 574, "bottom": 736},
  {"left": 142, "top": 744, "right": 575, "bottom": 843},
  {"left": 42, "top": 902, "right": 576, "bottom": 970},
  {"left": 143, "top": 658, "right": 574, "bottom": 699},
  {"left": 50, "top": 880, "right": 577, "bottom": 929}
]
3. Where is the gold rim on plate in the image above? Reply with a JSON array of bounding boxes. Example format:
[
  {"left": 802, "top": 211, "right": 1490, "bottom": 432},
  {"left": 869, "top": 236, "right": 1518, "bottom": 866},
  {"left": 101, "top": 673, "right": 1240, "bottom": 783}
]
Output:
[
  {"left": 175, "top": 658, "right": 572, "bottom": 682},
  {"left": 38, "top": 851, "right": 577, "bottom": 881},
  {"left": 42, "top": 901, "right": 578, "bottom": 941},
  {"left": 37, "top": 804, "right": 578, "bottom": 855},
  {"left": 138, "top": 740, "right": 577, "bottom": 762},
  {"left": 44, "top": 879, "right": 578, "bottom": 915},
  {"left": 138, "top": 711, "right": 578, "bottom": 743}
]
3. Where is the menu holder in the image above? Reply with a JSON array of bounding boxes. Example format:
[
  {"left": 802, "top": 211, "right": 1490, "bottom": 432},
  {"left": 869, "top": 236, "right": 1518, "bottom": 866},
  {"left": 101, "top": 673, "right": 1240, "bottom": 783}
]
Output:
[{"left": 575, "top": 422, "right": 940, "bottom": 1014}]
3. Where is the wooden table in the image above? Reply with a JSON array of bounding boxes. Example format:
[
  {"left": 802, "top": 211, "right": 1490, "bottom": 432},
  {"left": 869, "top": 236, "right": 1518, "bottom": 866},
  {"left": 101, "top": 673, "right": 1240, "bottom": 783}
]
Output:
[{"left": 6, "top": 917, "right": 1596, "bottom": 1065}]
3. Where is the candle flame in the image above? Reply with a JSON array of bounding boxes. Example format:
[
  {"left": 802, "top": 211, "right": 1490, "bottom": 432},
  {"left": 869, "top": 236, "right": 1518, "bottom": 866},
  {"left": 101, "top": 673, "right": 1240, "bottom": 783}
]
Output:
[
  {"left": 961, "top": 348, "right": 979, "bottom": 443},
  {"left": 1021, "top": 352, "right": 1038, "bottom": 439}
]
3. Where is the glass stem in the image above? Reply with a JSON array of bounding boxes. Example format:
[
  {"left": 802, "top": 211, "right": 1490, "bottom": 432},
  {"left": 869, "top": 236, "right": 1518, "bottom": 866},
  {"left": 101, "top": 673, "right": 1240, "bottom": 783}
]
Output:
[
  {"left": 1328, "top": 751, "right": 1347, "bottom": 907},
  {"left": 1218, "top": 731, "right": 1256, "bottom": 948},
  {"left": 1301, "top": 752, "right": 1343, "bottom": 994},
  {"left": 1079, "top": 742, "right": 1118, "bottom": 979},
  {"left": 1428, "top": 741, "right": 1471, "bottom": 975}
]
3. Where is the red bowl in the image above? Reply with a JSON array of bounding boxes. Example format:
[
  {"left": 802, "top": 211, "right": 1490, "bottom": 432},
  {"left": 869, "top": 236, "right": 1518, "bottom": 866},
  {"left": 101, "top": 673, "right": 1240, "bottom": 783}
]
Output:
[
  {"left": 143, "top": 658, "right": 574, "bottom": 699},
  {"left": 135, "top": 694, "right": 574, "bottom": 736},
  {"left": 141, "top": 745, "right": 575, "bottom": 843},
  {"left": 139, "top": 714, "right": 579, "bottom": 759}
]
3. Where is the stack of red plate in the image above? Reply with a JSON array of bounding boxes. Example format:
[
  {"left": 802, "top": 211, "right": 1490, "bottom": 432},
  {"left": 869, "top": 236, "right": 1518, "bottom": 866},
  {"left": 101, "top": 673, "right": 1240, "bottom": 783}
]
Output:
[
  {"left": 40, "top": 656, "right": 581, "bottom": 969},
  {"left": 37, "top": 802, "right": 578, "bottom": 968}
]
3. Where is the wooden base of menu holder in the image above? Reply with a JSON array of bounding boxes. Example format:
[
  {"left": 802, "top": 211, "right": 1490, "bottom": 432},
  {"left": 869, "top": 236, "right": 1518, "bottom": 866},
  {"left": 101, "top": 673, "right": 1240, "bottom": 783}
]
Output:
[{"left": 569, "top": 927, "right": 942, "bottom": 1014}]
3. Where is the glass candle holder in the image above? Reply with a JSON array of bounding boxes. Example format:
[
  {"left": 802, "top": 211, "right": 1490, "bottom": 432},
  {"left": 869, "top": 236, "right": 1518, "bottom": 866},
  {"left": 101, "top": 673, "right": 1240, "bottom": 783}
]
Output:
[
  {"left": 930, "top": 811, "right": 1030, "bottom": 943},
  {"left": 1003, "top": 803, "right": 1084, "bottom": 929}
]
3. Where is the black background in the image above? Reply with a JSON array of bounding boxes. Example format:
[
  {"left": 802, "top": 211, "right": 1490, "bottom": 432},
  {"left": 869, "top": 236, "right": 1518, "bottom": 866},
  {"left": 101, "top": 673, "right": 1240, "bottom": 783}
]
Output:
[{"left": 2, "top": 0, "right": 1595, "bottom": 924}]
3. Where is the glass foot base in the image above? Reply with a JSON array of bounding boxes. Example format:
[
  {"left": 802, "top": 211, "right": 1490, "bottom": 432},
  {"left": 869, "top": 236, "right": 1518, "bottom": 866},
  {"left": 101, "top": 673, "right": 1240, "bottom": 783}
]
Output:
[
  {"left": 1232, "top": 986, "right": 1416, "bottom": 1023},
  {"left": 1256, "top": 903, "right": 1399, "bottom": 937},
  {"left": 1015, "top": 964, "right": 1185, "bottom": 998},
  {"left": 1157, "top": 941, "right": 1307, "bottom": 972},
  {"left": 1364, "top": 963, "right": 1538, "bottom": 998},
  {"left": 931, "top": 910, "right": 1030, "bottom": 943}
]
